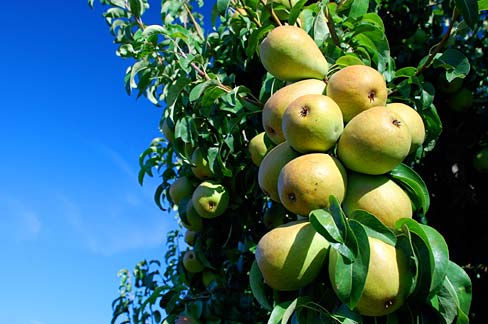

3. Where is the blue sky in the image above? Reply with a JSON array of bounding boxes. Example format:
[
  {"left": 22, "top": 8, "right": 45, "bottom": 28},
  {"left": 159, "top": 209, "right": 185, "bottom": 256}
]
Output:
[{"left": 0, "top": 1, "right": 213, "bottom": 323}]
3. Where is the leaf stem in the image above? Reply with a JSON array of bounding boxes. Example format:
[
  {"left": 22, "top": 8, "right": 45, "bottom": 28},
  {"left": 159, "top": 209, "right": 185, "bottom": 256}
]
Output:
[{"left": 324, "top": 4, "right": 340, "bottom": 47}]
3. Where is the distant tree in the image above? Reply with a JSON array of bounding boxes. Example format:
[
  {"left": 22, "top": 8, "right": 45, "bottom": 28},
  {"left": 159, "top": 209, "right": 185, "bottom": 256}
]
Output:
[{"left": 90, "top": 0, "right": 486, "bottom": 323}]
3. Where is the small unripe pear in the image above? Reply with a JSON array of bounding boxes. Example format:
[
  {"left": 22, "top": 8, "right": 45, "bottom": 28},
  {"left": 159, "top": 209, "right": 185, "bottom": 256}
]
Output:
[
  {"left": 248, "top": 132, "right": 274, "bottom": 166},
  {"left": 183, "top": 250, "right": 205, "bottom": 273},
  {"left": 169, "top": 176, "right": 194, "bottom": 205},
  {"left": 192, "top": 181, "right": 229, "bottom": 218},
  {"left": 191, "top": 148, "right": 213, "bottom": 180}
]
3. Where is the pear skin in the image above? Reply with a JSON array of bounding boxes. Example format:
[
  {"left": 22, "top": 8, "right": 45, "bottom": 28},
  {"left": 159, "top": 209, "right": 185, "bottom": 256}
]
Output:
[
  {"left": 248, "top": 132, "right": 275, "bottom": 166},
  {"left": 169, "top": 176, "right": 194, "bottom": 205},
  {"left": 282, "top": 94, "right": 344, "bottom": 153},
  {"left": 387, "top": 103, "right": 426, "bottom": 154},
  {"left": 277, "top": 153, "right": 347, "bottom": 216},
  {"left": 337, "top": 106, "right": 411, "bottom": 175},
  {"left": 259, "top": 25, "right": 329, "bottom": 82},
  {"left": 263, "top": 79, "right": 326, "bottom": 145},
  {"left": 255, "top": 220, "right": 330, "bottom": 291},
  {"left": 258, "top": 141, "right": 300, "bottom": 202},
  {"left": 327, "top": 65, "right": 388, "bottom": 122},
  {"left": 343, "top": 172, "right": 412, "bottom": 228},
  {"left": 183, "top": 250, "right": 205, "bottom": 273},
  {"left": 191, "top": 181, "right": 229, "bottom": 219}
]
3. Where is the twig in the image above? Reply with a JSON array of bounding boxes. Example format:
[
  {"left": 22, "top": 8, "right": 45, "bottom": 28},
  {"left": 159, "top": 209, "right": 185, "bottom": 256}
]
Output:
[
  {"left": 324, "top": 4, "right": 340, "bottom": 47},
  {"left": 184, "top": 3, "right": 205, "bottom": 41},
  {"left": 259, "top": 0, "right": 282, "bottom": 26}
]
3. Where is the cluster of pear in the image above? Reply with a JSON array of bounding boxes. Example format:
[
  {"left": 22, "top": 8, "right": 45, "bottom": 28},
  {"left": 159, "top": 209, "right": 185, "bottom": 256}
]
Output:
[
  {"left": 166, "top": 145, "right": 229, "bottom": 279},
  {"left": 250, "top": 25, "right": 426, "bottom": 317}
]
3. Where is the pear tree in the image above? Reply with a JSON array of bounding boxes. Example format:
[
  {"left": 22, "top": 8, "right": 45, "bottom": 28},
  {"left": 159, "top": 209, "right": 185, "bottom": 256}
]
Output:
[{"left": 90, "top": 0, "right": 487, "bottom": 323}]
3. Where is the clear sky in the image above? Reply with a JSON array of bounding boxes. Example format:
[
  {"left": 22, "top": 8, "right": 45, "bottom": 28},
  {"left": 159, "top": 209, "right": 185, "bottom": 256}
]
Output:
[{"left": 0, "top": 1, "right": 212, "bottom": 323}]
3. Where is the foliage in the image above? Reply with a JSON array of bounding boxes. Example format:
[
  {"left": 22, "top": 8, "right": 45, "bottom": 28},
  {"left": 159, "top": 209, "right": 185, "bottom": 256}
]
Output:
[{"left": 90, "top": 0, "right": 487, "bottom": 323}]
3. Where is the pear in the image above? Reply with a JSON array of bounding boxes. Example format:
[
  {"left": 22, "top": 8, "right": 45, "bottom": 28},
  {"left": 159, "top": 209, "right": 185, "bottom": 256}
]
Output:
[
  {"left": 337, "top": 106, "right": 411, "bottom": 175},
  {"left": 192, "top": 181, "right": 229, "bottom": 219},
  {"left": 255, "top": 220, "right": 330, "bottom": 291},
  {"left": 473, "top": 147, "right": 488, "bottom": 173},
  {"left": 259, "top": 25, "right": 329, "bottom": 82},
  {"left": 169, "top": 176, "right": 194, "bottom": 205},
  {"left": 263, "top": 79, "right": 326, "bottom": 145},
  {"left": 191, "top": 148, "right": 213, "bottom": 180},
  {"left": 183, "top": 250, "right": 205, "bottom": 273},
  {"left": 184, "top": 229, "right": 197, "bottom": 246},
  {"left": 248, "top": 132, "right": 275, "bottom": 166},
  {"left": 282, "top": 94, "right": 343, "bottom": 153},
  {"left": 202, "top": 269, "right": 218, "bottom": 288},
  {"left": 342, "top": 172, "right": 412, "bottom": 228},
  {"left": 258, "top": 141, "right": 300, "bottom": 202},
  {"left": 387, "top": 103, "right": 426, "bottom": 154},
  {"left": 181, "top": 199, "right": 204, "bottom": 232},
  {"left": 278, "top": 153, "right": 347, "bottom": 216},
  {"left": 329, "top": 237, "right": 412, "bottom": 316},
  {"left": 327, "top": 65, "right": 388, "bottom": 122},
  {"left": 161, "top": 117, "right": 174, "bottom": 144}
]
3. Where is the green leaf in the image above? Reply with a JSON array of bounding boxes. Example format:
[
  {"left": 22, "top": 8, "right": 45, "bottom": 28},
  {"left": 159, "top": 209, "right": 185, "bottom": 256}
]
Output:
[
  {"left": 420, "top": 224, "right": 450, "bottom": 295},
  {"left": 443, "top": 261, "right": 472, "bottom": 323},
  {"left": 128, "top": 0, "right": 144, "bottom": 18},
  {"left": 349, "top": 210, "right": 397, "bottom": 246},
  {"left": 141, "top": 25, "right": 165, "bottom": 38},
  {"left": 389, "top": 163, "right": 430, "bottom": 220},
  {"left": 433, "top": 49, "right": 470, "bottom": 81},
  {"left": 394, "top": 67, "right": 417, "bottom": 78},
  {"left": 249, "top": 261, "right": 272, "bottom": 311},
  {"left": 216, "top": 0, "right": 230, "bottom": 13},
  {"left": 479, "top": 0, "right": 488, "bottom": 11},
  {"left": 267, "top": 301, "right": 292, "bottom": 324},
  {"left": 189, "top": 80, "right": 219, "bottom": 102},
  {"left": 349, "top": 0, "right": 368, "bottom": 18},
  {"left": 335, "top": 55, "right": 365, "bottom": 67},
  {"left": 455, "top": 0, "right": 479, "bottom": 29}
]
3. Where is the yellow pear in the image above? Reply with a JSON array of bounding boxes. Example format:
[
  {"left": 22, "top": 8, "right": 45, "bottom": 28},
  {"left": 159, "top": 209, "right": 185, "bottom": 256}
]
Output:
[
  {"left": 342, "top": 172, "right": 412, "bottom": 228},
  {"left": 258, "top": 141, "right": 300, "bottom": 202},
  {"left": 248, "top": 132, "right": 275, "bottom": 166},
  {"left": 329, "top": 237, "right": 412, "bottom": 316},
  {"left": 327, "top": 65, "right": 388, "bottom": 122},
  {"left": 255, "top": 220, "right": 330, "bottom": 291},
  {"left": 263, "top": 79, "right": 326, "bottom": 145},
  {"left": 192, "top": 181, "right": 229, "bottom": 219},
  {"left": 282, "top": 94, "right": 343, "bottom": 153},
  {"left": 278, "top": 153, "right": 347, "bottom": 216},
  {"left": 387, "top": 103, "right": 426, "bottom": 154},
  {"left": 337, "top": 106, "right": 411, "bottom": 175},
  {"left": 259, "top": 25, "right": 329, "bottom": 82}
]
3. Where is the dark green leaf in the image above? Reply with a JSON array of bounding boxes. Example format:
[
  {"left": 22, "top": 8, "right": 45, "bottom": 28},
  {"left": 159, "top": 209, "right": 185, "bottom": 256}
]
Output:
[
  {"left": 349, "top": 0, "right": 369, "bottom": 18},
  {"left": 249, "top": 261, "right": 272, "bottom": 311},
  {"left": 268, "top": 301, "right": 292, "bottom": 324},
  {"left": 433, "top": 49, "right": 470, "bottom": 81},
  {"left": 389, "top": 163, "right": 430, "bottom": 219},
  {"left": 189, "top": 80, "right": 219, "bottom": 102},
  {"left": 420, "top": 224, "right": 450, "bottom": 295},
  {"left": 335, "top": 55, "right": 365, "bottom": 67},
  {"left": 128, "top": 0, "right": 144, "bottom": 18},
  {"left": 455, "top": 0, "right": 479, "bottom": 28},
  {"left": 349, "top": 210, "right": 397, "bottom": 246}
]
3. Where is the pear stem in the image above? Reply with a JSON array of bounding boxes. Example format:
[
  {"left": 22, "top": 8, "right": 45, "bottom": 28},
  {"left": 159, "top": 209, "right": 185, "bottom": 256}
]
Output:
[
  {"left": 415, "top": 8, "right": 459, "bottom": 76},
  {"left": 324, "top": 5, "right": 340, "bottom": 48}
]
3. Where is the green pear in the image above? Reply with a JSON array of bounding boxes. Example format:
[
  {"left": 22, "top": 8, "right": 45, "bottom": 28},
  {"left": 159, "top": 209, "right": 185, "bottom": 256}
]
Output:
[
  {"left": 184, "top": 229, "right": 197, "bottom": 246},
  {"left": 255, "top": 220, "right": 330, "bottom": 291},
  {"left": 169, "top": 176, "right": 194, "bottom": 205},
  {"left": 258, "top": 141, "right": 300, "bottom": 202},
  {"left": 473, "top": 147, "right": 488, "bottom": 173},
  {"left": 191, "top": 148, "right": 213, "bottom": 180},
  {"left": 342, "top": 172, "right": 412, "bottom": 228},
  {"left": 192, "top": 181, "right": 229, "bottom": 219},
  {"left": 183, "top": 250, "right": 205, "bottom": 273},
  {"left": 278, "top": 153, "right": 347, "bottom": 216},
  {"left": 161, "top": 117, "right": 175, "bottom": 144},
  {"left": 202, "top": 269, "right": 218, "bottom": 288},
  {"left": 387, "top": 103, "right": 426, "bottom": 154},
  {"left": 248, "top": 132, "right": 275, "bottom": 166},
  {"left": 327, "top": 65, "right": 388, "bottom": 122},
  {"left": 263, "top": 79, "right": 326, "bottom": 145},
  {"left": 181, "top": 199, "right": 204, "bottom": 232},
  {"left": 329, "top": 237, "right": 412, "bottom": 316},
  {"left": 337, "top": 106, "right": 411, "bottom": 175},
  {"left": 437, "top": 74, "right": 463, "bottom": 94},
  {"left": 282, "top": 94, "right": 343, "bottom": 153},
  {"left": 259, "top": 25, "right": 329, "bottom": 82}
]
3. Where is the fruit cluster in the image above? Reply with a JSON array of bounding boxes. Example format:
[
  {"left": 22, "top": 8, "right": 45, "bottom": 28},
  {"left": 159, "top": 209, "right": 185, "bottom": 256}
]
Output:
[{"left": 252, "top": 25, "right": 427, "bottom": 317}]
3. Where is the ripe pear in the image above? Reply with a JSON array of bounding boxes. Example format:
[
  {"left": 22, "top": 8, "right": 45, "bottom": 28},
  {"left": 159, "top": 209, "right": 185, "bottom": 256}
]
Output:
[
  {"left": 387, "top": 103, "right": 426, "bottom": 154},
  {"left": 258, "top": 141, "right": 300, "bottom": 202},
  {"left": 191, "top": 148, "right": 213, "bottom": 180},
  {"left": 169, "top": 176, "right": 194, "bottom": 205},
  {"left": 329, "top": 237, "right": 412, "bottom": 316},
  {"left": 327, "top": 65, "right": 388, "bottom": 122},
  {"left": 278, "top": 153, "right": 347, "bottom": 216},
  {"left": 255, "top": 220, "right": 330, "bottom": 291},
  {"left": 282, "top": 94, "right": 344, "bottom": 153},
  {"left": 183, "top": 250, "right": 205, "bottom": 273},
  {"left": 248, "top": 132, "right": 275, "bottom": 166},
  {"left": 259, "top": 25, "right": 329, "bottom": 82},
  {"left": 263, "top": 79, "right": 326, "bottom": 145},
  {"left": 182, "top": 199, "right": 204, "bottom": 232},
  {"left": 337, "top": 106, "right": 411, "bottom": 175},
  {"left": 192, "top": 181, "right": 229, "bottom": 219},
  {"left": 342, "top": 172, "right": 412, "bottom": 228}
]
